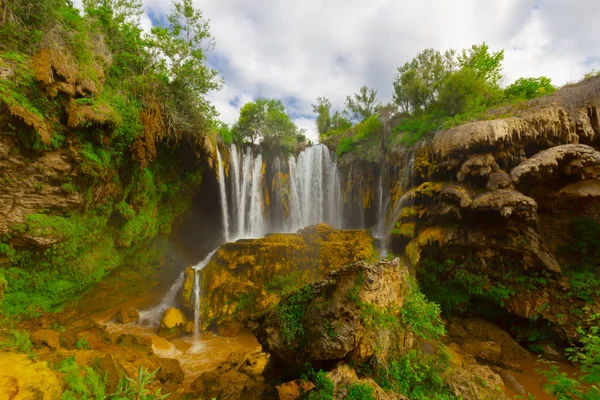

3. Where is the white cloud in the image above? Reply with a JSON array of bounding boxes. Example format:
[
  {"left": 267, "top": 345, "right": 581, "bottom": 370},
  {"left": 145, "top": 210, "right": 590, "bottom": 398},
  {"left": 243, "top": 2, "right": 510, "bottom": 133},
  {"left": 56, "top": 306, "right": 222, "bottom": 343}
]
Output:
[{"left": 140, "top": 0, "right": 600, "bottom": 136}]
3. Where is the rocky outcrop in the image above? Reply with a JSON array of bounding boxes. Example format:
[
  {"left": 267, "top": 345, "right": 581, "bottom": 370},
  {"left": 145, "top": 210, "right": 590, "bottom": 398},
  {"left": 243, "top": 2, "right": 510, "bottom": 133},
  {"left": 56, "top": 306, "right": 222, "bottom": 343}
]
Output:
[
  {"left": 247, "top": 258, "right": 511, "bottom": 400},
  {"left": 0, "top": 135, "right": 82, "bottom": 239},
  {"left": 247, "top": 258, "right": 409, "bottom": 368},
  {"left": 0, "top": 352, "right": 62, "bottom": 399},
  {"left": 384, "top": 80, "right": 600, "bottom": 342},
  {"left": 185, "top": 223, "right": 374, "bottom": 333},
  {"left": 191, "top": 349, "right": 273, "bottom": 400},
  {"left": 158, "top": 308, "right": 187, "bottom": 339}
]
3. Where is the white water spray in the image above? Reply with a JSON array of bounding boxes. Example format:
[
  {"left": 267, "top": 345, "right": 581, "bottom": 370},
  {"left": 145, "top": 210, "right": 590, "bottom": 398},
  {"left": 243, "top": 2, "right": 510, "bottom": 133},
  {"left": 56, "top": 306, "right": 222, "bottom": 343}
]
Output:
[
  {"left": 216, "top": 149, "right": 230, "bottom": 243},
  {"left": 189, "top": 248, "right": 217, "bottom": 353}
]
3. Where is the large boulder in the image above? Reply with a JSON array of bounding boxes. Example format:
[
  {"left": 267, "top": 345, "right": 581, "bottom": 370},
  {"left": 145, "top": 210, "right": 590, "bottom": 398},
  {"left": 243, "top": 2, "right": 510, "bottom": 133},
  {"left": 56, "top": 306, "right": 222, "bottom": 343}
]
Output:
[
  {"left": 246, "top": 258, "right": 410, "bottom": 368},
  {"left": 186, "top": 223, "right": 374, "bottom": 333}
]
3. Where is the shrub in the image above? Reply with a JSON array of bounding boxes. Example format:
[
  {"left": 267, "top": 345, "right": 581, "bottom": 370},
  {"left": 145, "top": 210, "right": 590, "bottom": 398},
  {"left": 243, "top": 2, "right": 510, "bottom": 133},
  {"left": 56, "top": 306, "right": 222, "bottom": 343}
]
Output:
[
  {"left": 347, "top": 382, "right": 376, "bottom": 400},
  {"left": 277, "top": 285, "right": 313, "bottom": 345},
  {"left": 401, "top": 278, "right": 445, "bottom": 340},
  {"left": 505, "top": 77, "right": 556, "bottom": 100}
]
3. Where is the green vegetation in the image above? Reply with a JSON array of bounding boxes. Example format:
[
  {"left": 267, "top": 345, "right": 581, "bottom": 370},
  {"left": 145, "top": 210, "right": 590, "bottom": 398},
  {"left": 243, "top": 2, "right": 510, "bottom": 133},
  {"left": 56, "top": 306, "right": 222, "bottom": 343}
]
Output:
[
  {"left": 224, "top": 98, "right": 308, "bottom": 154},
  {"left": 277, "top": 284, "right": 313, "bottom": 345},
  {"left": 0, "top": 329, "right": 34, "bottom": 355},
  {"left": 0, "top": 0, "right": 215, "bottom": 316},
  {"left": 56, "top": 356, "right": 107, "bottom": 400},
  {"left": 317, "top": 42, "right": 559, "bottom": 157},
  {"left": 346, "top": 382, "right": 376, "bottom": 400},
  {"left": 234, "top": 291, "right": 256, "bottom": 315},
  {"left": 306, "top": 369, "right": 334, "bottom": 400},
  {"left": 540, "top": 314, "right": 600, "bottom": 399},
  {"left": 112, "top": 365, "right": 170, "bottom": 400},
  {"left": 400, "top": 278, "right": 445, "bottom": 340},
  {"left": 376, "top": 349, "right": 456, "bottom": 400}
]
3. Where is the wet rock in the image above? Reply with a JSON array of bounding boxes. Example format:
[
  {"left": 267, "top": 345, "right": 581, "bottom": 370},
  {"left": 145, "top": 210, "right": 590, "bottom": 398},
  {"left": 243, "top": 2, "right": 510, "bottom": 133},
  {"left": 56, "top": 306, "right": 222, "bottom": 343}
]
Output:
[
  {"left": 192, "top": 349, "right": 272, "bottom": 400},
  {"left": 457, "top": 154, "right": 499, "bottom": 182},
  {"left": 498, "top": 369, "right": 526, "bottom": 395},
  {"left": 217, "top": 320, "right": 242, "bottom": 337},
  {"left": 445, "top": 363, "right": 507, "bottom": 400},
  {"left": 276, "top": 379, "right": 315, "bottom": 400},
  {"left": 190, "top": 223, "right": 374, "bottom": 331},
  {"left": 158, "top": 308, "right": 186, "bottom": 339},
  {"left": 535, "top": 341, "right": 566, "bottom": 361},
  {"left": 31, "top": 329, "right": 61, "bottom": 350},
  {"left": 115, "top": 307, "right": 140, "bottom": 324},
  {"left": 0, "top": 352, "right": 62, "bottom": 399},
  {"left": 116, "top": 334, "right": 153, "bottom": 355},
  {"left": 487, "top": 171, "right": 513, "bottom": 190},
  {"left": 461, "top": 341, "right": 502, "bottom": 364},
  {"left": 447, "top": 318, "right": 530, "bottom": 363},
  {"left": 471, "top": 189, "right": 537, "bottom": 221}
]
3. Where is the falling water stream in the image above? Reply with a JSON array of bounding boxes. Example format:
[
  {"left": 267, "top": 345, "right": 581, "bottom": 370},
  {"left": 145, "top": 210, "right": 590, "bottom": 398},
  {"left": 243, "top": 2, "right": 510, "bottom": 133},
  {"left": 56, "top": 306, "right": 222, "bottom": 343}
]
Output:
[{"left": 139, "top": 143, "right": 413, "bottom": 358}]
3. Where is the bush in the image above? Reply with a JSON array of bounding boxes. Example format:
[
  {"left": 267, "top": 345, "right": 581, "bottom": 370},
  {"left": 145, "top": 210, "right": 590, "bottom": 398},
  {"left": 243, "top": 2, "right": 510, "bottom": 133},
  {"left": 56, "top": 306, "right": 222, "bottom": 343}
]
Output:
[
  {"left": 505, "top": 77, "right": 556, "bottom": 100},
  {"left": 307, "top": 369, "right": 334, "bottom": 400},
  {"left": 401, "top": 278, "right": 445, "bottom": 340},
  {"left": 377, "top": 349, "right": 456, "bottom": 400},
  {"left": 277, "top": 285, "right": 313, "bottom": 345},
  {"left": 347, "top": 382, "right": 376, "bottom": 400},
  {"left": 539, "top": 315, "right": 600, "bottom": 399},
  {"left": 0, "top": 329, "right": 34, "bottom": 354}
]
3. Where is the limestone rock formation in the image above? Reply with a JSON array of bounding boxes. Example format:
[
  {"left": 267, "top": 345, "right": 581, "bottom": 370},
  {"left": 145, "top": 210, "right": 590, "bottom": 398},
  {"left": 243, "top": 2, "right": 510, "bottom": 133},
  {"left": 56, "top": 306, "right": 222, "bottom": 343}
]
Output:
[
  {"left": 184, "top": 223, "right": 374, "bottom": 333},
  {"left": 0, "top": 352, "right": 62, "bottom": 400},
  {"left": 246, "top": 258, "right": 410, "bottom": 368}
]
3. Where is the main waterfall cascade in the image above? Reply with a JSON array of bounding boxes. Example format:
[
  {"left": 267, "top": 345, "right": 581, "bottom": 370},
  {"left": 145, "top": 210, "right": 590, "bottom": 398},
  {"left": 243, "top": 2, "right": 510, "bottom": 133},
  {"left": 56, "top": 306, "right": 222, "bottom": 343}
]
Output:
[
  {"left": 224, "top": 144, "right": 343, "bottom": 238},
  {"left": 142, "top": 143, "right": 416, "bottom": 350}
]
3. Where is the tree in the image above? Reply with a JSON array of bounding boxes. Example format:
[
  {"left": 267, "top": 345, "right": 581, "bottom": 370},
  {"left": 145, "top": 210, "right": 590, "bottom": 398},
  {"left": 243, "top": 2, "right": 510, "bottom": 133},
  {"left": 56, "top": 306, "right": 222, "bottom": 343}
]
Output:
[
  {"left": 233, "top": 99, "right": 300, "bottom": 153},
  {"left": 311, "top": 97, "right": 332, "bottom": 135},
  {"left": 505, "top": 76, "right": 556, "bottom": 100},
  {"left": 330, "top": 110, "right": 352, "bottom": 131},
  {"left": 83, "top": 0, "right": 143, "bottom": 24},
  {"left": 457, "top": 42, "right": 504, "bottom": 87},
  {"left": 437, "top": 67, "right": 488, "bottom": 115},
  {"left": 345, "top": 86, "right": 381, "bottom": 122},
  {"left": 392, "top": 48, "right": 456, "bottom": 112},
  {"left": 149, "top": 0, "right": 222, "bottom": 132}
]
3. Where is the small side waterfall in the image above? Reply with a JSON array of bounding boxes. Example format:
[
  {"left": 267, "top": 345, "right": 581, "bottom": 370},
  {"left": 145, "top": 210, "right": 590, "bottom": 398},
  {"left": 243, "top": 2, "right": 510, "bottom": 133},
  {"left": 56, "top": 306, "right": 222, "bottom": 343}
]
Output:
[
  {"left": 189, "top": 248, "right": 218, "bottom": 353},
  {"left": 216, "top": 149, "right": 230, "bottom": 243}
]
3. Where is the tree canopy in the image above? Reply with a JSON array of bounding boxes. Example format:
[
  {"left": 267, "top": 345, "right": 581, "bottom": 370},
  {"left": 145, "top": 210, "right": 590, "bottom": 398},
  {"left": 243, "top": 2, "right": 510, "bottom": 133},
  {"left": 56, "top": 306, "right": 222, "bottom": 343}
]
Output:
[{"left": 230, "top": 99, "right": 305, "bottom": 154}]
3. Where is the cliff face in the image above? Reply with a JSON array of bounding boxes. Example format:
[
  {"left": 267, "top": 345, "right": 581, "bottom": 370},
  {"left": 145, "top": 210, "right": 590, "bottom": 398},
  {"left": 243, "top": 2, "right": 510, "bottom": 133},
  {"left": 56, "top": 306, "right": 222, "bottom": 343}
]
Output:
[
  {"left": 336, "top": 77, "right": 600, "bottom": 344},
  {"left": 0, "top": 37, "right": 214, "bottom": 316}
]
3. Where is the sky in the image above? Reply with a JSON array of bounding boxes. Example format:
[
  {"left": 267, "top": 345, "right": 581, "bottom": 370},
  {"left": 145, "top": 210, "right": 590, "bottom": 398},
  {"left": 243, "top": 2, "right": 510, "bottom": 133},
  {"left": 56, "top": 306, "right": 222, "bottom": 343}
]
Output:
[{"left": 79, "top": 0, "right": 600, "bottom": 142}]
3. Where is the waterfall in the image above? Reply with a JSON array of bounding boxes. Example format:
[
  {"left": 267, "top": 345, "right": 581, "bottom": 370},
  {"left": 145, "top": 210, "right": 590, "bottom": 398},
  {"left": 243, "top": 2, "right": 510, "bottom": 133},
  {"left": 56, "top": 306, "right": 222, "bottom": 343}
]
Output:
[
  {"left": 137, "top": 272, "right": 185, "bottom": 325},
  {"left": 189, "top": 248, "right": 218, "bottom": 353},
  {"left": 216, "top": 149, "right": 230, "bottom": 243},
  {"left": 287, "top": 144, "right": 341, "bottom": 231}
]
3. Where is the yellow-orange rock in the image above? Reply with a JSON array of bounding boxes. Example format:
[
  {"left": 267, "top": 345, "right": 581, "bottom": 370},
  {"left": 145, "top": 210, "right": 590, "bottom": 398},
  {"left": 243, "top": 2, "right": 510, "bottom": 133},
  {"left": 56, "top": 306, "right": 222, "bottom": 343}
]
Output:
[
  {"left": 184, "top": 223, "right": 374, "bottom": 332},
  {"left": 0, "top": 352, "right": 62, "bottom": 399}
]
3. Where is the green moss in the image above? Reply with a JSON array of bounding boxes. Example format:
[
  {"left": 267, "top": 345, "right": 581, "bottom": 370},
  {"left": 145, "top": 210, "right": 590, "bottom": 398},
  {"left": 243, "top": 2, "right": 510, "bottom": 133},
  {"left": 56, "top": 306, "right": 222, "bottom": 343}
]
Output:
[{"left": 277, "top": 284, "right": 313, "bottom": 346}]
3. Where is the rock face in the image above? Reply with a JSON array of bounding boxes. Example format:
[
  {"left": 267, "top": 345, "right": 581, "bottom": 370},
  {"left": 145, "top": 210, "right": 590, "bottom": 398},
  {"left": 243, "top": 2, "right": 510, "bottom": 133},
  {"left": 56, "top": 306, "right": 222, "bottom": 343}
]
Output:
[
  {"left": 247, "top": 258, "right": 510, "bottom": 400},
  {"left": 184, "top": 223, "right": 374, "bottom": 333},
  {"left": 0, "top": 135, "right": 82, "bottom": 239},
  {"left": 247, "top": 258, "right": 409, "bottom": 368},
  {"left": 0, "top": 352, "right": 62, "bottom": 399},
  {"left": 383, "top": 79, "right": 600, "bottom": 341}
]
